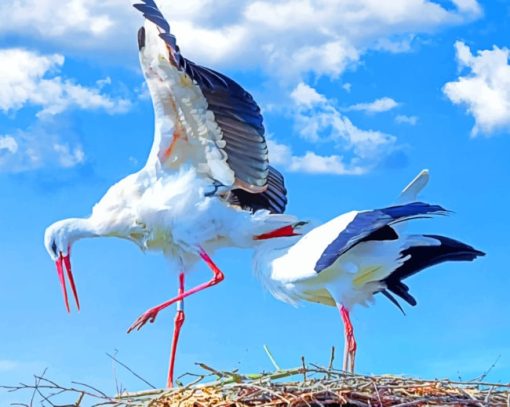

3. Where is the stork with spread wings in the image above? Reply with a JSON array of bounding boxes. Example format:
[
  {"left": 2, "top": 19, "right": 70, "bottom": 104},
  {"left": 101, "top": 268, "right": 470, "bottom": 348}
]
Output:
[{"left": 44, "top": 0, "right": 299, "bottom": 387}]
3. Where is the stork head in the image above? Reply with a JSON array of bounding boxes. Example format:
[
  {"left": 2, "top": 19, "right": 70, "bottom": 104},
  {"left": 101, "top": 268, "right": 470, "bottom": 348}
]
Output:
[{"left": 44, "top": 218, "right": 88, "bottom": 313}]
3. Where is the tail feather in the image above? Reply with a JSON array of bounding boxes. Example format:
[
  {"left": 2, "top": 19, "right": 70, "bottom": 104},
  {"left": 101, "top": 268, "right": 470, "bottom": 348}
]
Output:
[{"left": 383, "top": 235, "right": 485, "bottom": 307}]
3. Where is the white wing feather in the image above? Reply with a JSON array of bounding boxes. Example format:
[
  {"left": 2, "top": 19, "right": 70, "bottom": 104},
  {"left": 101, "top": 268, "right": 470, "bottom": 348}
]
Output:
[{"left": 398, "top": 169, "right": 430, "bottom": 203}]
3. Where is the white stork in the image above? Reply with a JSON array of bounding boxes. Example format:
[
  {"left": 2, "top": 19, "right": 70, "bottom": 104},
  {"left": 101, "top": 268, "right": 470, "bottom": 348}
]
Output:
[
  {"left": 253, "top": 171, "right": 484, "bottom": 372},
  {"left": 44, "top": 0, "right": 300, "bottom": 387}
]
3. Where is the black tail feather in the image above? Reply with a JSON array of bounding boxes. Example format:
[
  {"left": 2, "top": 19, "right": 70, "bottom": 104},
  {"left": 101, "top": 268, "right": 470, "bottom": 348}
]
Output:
[
  {"left": 383, "top": 235, "right": 484, "bottom": 308},
  {"left": 381, "top": 290, "right": 406, "bottom": 315}
]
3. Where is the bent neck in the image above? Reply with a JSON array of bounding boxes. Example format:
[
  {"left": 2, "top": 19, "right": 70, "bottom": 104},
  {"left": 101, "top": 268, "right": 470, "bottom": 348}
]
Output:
[{"left": 61, "top": 217, "right": 100, "bottom": 245}]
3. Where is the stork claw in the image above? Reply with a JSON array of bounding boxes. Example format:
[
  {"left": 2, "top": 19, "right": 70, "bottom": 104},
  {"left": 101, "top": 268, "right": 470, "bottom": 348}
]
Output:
[{"left": 127, "top": 308, "right": 161, "bottom": 333}]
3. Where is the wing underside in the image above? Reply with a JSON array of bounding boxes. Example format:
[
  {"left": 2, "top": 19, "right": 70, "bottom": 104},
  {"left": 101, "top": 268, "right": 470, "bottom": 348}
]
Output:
[
  {"left": 226, "top": 166, "right": 288, "bottom": 214},
  {"left": 135, "top": 0, "right": 269, "bottom": 193}
]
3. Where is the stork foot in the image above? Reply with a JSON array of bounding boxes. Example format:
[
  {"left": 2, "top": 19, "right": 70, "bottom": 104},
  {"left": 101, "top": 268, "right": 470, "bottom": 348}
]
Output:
[
  {"left": 127, "top": 248, "right": 224, "bottom": 334},
  {"left": 127, "top": 307, "right": 162, "bottom": 333}
]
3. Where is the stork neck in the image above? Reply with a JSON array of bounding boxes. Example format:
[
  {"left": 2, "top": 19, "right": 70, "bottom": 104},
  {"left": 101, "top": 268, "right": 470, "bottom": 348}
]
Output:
[{"left": 61, "top": 218, "right": 100, "bottom": 245}]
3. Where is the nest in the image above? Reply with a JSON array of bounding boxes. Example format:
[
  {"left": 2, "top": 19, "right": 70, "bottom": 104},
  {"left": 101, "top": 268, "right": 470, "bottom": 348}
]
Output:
[
  {"left": 118, "top": 365, "right": 510, "bottom": 407},
  {"left": 4, "top": 359, "right": 509, "bottom": 406}
]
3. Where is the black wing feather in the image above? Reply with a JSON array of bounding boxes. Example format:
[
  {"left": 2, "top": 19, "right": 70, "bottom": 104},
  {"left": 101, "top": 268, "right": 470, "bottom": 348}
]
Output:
[
  {"left": 383, "top": 234, "right": 484, "bottom": 306},
  {"left": 134, "top": 0, "right": 269, "bottom": 190},
  {"left": 315, "top": 203, "right": 447, "bottom": 273},
  {"left": 227, "top": 166, "right": 288, "bottom": 214}
]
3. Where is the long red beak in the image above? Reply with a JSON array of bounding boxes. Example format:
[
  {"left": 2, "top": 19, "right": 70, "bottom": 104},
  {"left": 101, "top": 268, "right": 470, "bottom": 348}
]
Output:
[{"left": 55, "top": 252, "right": 80, "bottom": 312}]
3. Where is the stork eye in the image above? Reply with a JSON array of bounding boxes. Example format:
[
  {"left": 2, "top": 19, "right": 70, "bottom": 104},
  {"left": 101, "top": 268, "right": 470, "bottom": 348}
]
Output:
[{"left": 51, "top": 241, "right": 58, "bottom": 257}]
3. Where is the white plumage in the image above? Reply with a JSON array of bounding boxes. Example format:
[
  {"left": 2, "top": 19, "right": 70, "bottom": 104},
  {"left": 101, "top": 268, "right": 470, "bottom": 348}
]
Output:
[
  {"left": 44, "top": 0, "right": 296, "bottom": 387},
  {"left": 252, "top": 170, "right": 484, "bottom": 372}
]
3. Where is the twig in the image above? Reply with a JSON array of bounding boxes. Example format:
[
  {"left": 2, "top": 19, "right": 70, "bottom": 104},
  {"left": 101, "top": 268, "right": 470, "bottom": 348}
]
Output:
[
  {"left": 195, "top": 363, "right": 227, "bottom": 379},
  {"left": 105, "top": 353, "right": 156, "bottom": 390},
  {"left": 71, "top": 381, "right": 109, "bottom": 398},
  {"left": 75, "top": 392, "right": 85, "bottom": 406},
  {"left": 235, "top": 382, "right": 293, "bottom": 405},
  {"left": 301, "top": 356, "right": 307, "bottom": 382},
  {"left": 391, "top": 400, "right": 428, "bottom": 407},
  {"left": 263, "top": 345, "right": 281, "bottom": 371},
  {"left": 30, "top": 369, "right": 47, "bottom": 407},
  {"left": 114, "top": 388, "right": 165, "bottom": 400},
  {"left": 478, "top": 354, "right": 501, "bottom": 382},
  {"left": 327, "top": 347, "right": 335, "bottom": 379},
  {"left": 485, "top": 385, "right": 494, "bottom": 406},
  {"left": 372, "top": 380, "right": 383, "bottom": 407},
  {"left": 110, "top": 349, "right": 121, "bottom": 397}
]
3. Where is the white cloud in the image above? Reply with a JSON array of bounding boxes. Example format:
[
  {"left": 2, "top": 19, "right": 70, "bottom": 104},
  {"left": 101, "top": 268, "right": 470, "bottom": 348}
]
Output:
[
  {"left": 53, "top": 143, "right": 85, "bottom": 168},
  {"left": 0, "top": 360, "right": 19, "bottom": 372},
  {"left": 290, "top": 83, "right": 327, "bottom": 108},
  {"left": 349, "top": 97, "right": 400, "bottom": 113},
  {"left": 269, "top": 83, "right": 397, "bottom": 175},
  {"left": 0, "top": 136, "right": 18, "bottom": 154},
  {"left": 0, "top": 48, "right": 130, "bottom": 117},
  {"left": 0, "top": 48, "right": 126, "bottom": 173},
  {"left": 0, "top": 0, "right": 119, "bottom": 48},
  {"left": 443, "top": 41, "right": 510, "bottom": 136},
  {"left": 0, "top": 1, "right": 481, "bottom": 79},
  {"left": 0, "top": 122, "right": 86, "bottom": 173},
  {"left": 268, "top": 138, "right": 365, "bottom": 175},
  {"left": 374, "top": 36, "right": 415, "bottom": 54},
  {"left": 395, "top": 114, "right": 419, "bottom": 125},
  {"left": 451, "top": 0, "right": 482, "bottom": 15},
  {"left": 0, "top": 1, "right": 481, "bottom": 174},
  {"left": 170, "top": 0, "right": 481, "bottom": 79}
]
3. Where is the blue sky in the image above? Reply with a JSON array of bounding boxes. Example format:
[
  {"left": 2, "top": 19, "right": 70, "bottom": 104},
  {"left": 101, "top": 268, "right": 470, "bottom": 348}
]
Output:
[{"left": 0, "top": 0, "right": 509, "bottom": 403}]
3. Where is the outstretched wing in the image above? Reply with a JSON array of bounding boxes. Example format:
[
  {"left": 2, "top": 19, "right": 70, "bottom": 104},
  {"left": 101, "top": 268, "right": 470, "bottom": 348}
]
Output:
[
  {"left": 134, "top": 0, "right": 269, "bottom": 193},
  {"left": 226, "top": 166, "right": 288, "bottom": 214},
  {"left": 315, "top": 202, "right": 448, "bottom": 273}
]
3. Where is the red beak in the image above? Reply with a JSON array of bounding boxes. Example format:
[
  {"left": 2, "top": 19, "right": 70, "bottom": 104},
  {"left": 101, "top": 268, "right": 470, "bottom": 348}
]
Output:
[{"left": 55, "top": 251, "right": 80, "bottom": 312}]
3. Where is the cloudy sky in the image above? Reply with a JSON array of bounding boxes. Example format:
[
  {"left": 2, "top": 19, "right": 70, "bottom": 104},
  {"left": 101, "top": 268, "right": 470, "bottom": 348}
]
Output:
[{"left": 1, "top": 0, "right": 509, "bottom": 403}]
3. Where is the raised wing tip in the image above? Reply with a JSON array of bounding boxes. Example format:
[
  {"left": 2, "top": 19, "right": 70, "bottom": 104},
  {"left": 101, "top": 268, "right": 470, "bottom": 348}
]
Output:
[
  {"left": 417, "top": 168, "right": 429, "bottom": 178},
  {"left": 133, "top": 1, "right": 171, "bottom": 34},
  {"left": 399, "top": 169, "right": 430, "bottom": 203},
  {"left": 133, "top": 0, "right": 158, "bottom": 9}
]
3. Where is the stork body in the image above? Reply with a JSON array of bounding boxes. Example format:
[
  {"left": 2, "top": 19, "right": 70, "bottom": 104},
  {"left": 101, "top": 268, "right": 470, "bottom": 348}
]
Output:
[
  {"left": 44, "top": 0, "right": 297, "bottom": 387},
  {"left": 253, "top": 172, "right": 484, "bottom": 372},
  {"left": 60, "top": 165, "right": 291, "bottom": 259}
]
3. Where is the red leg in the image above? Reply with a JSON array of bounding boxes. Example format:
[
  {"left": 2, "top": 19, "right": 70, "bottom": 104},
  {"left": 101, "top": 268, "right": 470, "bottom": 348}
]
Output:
[
  {"left": 127, "top": 248, "right": 224, "bottom": 333},
  {"left": 167, "top": 272, "right": 185, "bottom": 388},
  {"left": 340, "top": 305, "right": 357, "bottom": 373}
]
